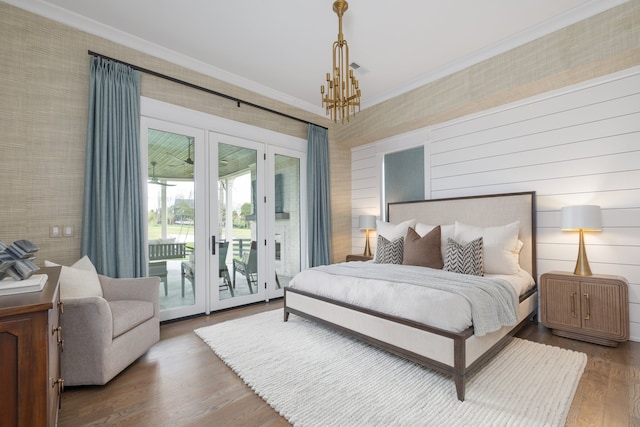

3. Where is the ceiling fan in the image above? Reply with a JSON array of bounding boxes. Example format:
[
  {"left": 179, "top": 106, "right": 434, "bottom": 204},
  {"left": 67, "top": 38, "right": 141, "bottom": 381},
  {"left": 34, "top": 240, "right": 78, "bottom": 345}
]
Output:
[
  {"left": 170, "top": 138, "right": 194, "bottom": 165},
  {"left": 148, "top": 161, "right": 175, "bottom": 187}
]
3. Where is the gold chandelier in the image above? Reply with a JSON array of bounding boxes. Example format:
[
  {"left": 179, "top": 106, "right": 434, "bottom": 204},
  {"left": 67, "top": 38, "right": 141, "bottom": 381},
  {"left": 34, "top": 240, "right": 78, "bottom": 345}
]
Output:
[{"left": 321, "top": 0, "right": 361, "bottom": 124}]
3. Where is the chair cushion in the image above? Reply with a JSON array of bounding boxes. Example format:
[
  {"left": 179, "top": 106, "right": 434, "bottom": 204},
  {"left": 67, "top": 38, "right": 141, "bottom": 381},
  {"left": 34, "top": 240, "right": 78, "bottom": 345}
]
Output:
[{"left": 108, "top": 300, "right": 155, "bottom": 338}]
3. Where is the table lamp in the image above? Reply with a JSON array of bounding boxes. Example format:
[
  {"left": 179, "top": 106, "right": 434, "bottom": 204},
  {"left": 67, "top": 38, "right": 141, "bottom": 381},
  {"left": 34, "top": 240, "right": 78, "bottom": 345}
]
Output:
[
  {"left": 561, "top": 205, "right": 601, "bottom": 276},
  {"left": 358, "top": 215, "right": 377, "bottom": 257}
]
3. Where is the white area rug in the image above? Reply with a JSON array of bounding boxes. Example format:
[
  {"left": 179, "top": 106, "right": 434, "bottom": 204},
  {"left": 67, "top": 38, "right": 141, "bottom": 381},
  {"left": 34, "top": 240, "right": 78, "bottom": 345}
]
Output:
[{"left": 195, "top": 310, "right": 587, "bottom": 427}]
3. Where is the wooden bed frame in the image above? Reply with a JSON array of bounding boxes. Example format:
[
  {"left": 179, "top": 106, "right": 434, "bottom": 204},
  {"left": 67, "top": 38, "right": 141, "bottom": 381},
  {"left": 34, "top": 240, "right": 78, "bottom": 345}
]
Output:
[{"left": 284, "top": 191, "right": 537, "bottom": 401}]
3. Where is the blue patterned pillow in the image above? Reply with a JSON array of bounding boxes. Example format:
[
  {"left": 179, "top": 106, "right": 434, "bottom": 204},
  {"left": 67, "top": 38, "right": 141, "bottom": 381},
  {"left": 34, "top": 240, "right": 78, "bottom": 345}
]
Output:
[
  {"left": 374, "top": 235, "right": 404, "bottom": 264},
  {"left": 443, "top": 237, "right": 484, "bottom": 276}
]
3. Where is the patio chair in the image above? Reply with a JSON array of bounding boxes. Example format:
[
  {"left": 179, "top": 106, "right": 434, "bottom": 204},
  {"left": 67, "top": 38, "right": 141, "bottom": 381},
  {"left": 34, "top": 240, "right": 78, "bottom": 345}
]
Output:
[
  {"left": 218, "top": 241, "right": 233, "bottom": 296},
  {"left": 181, "top": 241, "right": 233, "bottom": 297},
  {"left": 233, "top": 241, "right": 257, "bottom": 293}
]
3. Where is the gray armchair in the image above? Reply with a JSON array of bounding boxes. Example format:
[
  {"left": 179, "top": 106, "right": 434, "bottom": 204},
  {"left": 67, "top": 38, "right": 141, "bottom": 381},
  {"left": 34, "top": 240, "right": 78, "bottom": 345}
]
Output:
[{"left": 60, "top": 274, "right": 160, "bottom": 386}]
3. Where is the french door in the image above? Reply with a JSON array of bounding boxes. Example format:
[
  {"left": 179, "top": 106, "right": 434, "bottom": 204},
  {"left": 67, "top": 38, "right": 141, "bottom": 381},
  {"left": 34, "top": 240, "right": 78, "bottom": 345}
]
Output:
[
  {"left": 141, "top": 118, "right": 207, "bottom": 321},
  {"left": 266, "top": 147, "right": 306, "bottom": 300},
  {"left": 210, "top": 134, "right": 265, "bottom": 309},
  {"left": 141, "top": 97, "right": 306, "bottom": 319},
  {"left": 209, "top": 133, "right": 305, "bottom": 310}
]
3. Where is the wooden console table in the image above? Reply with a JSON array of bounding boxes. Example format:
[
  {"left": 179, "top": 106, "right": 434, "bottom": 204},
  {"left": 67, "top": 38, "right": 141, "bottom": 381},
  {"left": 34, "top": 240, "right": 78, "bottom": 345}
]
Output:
[{"left": 0, "top": 266, "right": 63, "bottom": 426}]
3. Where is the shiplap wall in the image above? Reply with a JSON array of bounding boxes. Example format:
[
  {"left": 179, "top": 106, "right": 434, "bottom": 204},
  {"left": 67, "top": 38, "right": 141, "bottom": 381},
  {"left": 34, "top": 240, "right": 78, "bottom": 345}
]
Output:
[{"left": 351, "top": 67, "right": 640, "bottom": 342}]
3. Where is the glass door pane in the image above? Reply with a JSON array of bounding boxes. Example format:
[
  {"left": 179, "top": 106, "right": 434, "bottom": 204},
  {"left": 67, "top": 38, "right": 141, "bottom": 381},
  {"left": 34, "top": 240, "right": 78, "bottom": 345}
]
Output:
[
  {"left": 212, "top": 134, "right": 265, "bottom": 310},
  {"left": 270, "top": 153, "right": 302, "bottom": 297},
  {"left": 143, "top": 119, "right": 205, "bottom": 321}
]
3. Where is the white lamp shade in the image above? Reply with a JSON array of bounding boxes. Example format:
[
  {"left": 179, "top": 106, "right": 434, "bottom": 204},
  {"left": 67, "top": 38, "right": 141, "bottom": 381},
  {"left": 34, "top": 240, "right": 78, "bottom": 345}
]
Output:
[
  {"left": 358, "top": 215, "right": 376, "bottom": 230},
  {"left": 561, "top": 205, "right": 602, "bottom": 231}
]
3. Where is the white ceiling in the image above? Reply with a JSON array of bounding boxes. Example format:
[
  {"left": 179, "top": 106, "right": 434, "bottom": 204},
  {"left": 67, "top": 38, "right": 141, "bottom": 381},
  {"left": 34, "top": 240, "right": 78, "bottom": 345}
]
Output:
[{"left": 7, "top": 0, "right": 627, "bottom": 117}]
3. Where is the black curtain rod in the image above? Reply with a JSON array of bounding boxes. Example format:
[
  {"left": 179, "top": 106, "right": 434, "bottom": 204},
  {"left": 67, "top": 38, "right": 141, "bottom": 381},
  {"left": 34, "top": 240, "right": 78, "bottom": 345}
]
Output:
[{"left": 88, "top": 50, "right": 327, "bottom": 130}]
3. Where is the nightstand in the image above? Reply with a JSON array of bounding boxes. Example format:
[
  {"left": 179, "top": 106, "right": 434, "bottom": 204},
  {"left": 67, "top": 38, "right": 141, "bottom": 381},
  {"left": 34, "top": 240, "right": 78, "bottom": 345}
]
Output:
[
  {"left": 540, "top": 271, "right": 629, "bottom": 347},
  {"left": 346, "top": 254, "right": 373, "bottom": 262}
]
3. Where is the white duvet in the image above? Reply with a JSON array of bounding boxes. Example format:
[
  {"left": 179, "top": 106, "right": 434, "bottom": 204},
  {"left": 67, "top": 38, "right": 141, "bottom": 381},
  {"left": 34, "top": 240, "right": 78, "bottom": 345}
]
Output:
[{"left": 288, "top": 262, "right": 535, "bottom": 334}]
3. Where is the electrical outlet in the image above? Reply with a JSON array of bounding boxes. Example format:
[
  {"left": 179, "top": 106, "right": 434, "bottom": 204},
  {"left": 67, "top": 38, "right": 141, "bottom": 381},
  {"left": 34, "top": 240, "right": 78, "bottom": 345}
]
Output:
[{"left": 50, "top": 225, "right": 61, "bottom": 238}]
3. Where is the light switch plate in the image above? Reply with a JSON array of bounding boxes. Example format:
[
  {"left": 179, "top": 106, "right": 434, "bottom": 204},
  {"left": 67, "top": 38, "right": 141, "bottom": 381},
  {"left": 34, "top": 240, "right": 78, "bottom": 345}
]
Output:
[
  {"left": 50, "top": 225, "right": 61, "bottom": 238},
  {"left": 63, "top": 225, "right": 74, "bottom": 237}
]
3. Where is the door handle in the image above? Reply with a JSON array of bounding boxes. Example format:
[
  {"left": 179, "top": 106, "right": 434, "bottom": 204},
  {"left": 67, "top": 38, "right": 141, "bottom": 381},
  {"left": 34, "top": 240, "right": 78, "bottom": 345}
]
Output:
[
  {"left": 583, "top": 293, "right": 590, "bottom": 320},
  {"left": 212, "top": 236, "right": 216, "bottom": 255}
]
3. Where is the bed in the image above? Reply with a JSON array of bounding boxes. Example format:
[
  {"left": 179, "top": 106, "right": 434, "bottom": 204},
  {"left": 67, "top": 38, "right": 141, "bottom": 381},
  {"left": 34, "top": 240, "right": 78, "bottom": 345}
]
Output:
[{"left": 284, "top": 191, "right": 537, "bottom": 401}]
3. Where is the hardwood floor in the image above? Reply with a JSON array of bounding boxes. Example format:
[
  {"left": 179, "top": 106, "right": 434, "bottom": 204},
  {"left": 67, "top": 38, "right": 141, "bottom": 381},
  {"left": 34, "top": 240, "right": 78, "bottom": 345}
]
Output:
[
  {"left": 59, "top": 300, "right": 639, "bottom": 427},
  {"left": 517, "top": 319, "right": 640, "bottom": 427}
]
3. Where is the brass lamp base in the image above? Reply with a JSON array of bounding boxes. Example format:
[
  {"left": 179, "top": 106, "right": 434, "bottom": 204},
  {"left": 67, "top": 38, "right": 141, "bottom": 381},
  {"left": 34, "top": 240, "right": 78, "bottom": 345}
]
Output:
[
  {"left": 363, "top": 229, "right": 372, "bottom": 257},
  {"left": 573, "top": 229, "right": 593, "bottom": 276}
]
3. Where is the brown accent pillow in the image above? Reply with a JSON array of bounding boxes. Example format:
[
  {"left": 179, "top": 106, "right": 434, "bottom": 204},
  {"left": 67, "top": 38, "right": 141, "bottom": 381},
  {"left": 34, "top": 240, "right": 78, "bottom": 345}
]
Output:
[{"left": 402, "top": 226, "right": 443, "bottom": 269}]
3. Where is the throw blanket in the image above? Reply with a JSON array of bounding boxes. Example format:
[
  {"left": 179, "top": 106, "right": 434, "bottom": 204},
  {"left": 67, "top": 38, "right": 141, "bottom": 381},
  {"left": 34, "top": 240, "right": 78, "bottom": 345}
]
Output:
[{"left": 312, "top": 263, "right": 518, "bottom": 336}]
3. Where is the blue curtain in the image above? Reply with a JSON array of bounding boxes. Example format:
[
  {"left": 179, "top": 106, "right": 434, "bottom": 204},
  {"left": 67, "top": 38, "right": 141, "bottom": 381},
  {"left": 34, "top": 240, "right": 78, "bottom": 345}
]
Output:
[
  {"left": 307, "top": 124, "right": 332, "bottom": 266},
  {"left": 81, "top": 57, "right": 145, "bottom": 278}
]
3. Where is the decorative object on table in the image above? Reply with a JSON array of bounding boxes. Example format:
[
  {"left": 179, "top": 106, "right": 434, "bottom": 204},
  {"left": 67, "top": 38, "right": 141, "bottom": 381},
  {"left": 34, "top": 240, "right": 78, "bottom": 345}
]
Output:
[
  {"left": 0, "top": 273, "right": 48, "bottom": 295},
  {"left": 358, "top": 215, "right": 376, "bottom": 257},
  {"left": 561, "top": 205, "right": 602, "bottom": 276},
  {"left": 0, "top": 239, "right": 40, "bottom": 280}
]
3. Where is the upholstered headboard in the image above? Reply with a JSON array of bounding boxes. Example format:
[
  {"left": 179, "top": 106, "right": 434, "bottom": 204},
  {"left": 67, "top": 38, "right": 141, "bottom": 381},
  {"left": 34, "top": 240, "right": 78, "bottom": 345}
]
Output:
[{"left": 388, "top": 192, "right": 536, "bottom": 279}]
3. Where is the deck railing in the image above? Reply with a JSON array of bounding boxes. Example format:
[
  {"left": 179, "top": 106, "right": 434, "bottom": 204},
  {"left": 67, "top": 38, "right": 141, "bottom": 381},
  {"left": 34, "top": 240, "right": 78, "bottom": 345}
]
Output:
[
  {"left": 148, "top": 239, "right": 252, "bottom": 261},
  {"left": 148, "top": 243, "right": 187, "bottom": 261}
]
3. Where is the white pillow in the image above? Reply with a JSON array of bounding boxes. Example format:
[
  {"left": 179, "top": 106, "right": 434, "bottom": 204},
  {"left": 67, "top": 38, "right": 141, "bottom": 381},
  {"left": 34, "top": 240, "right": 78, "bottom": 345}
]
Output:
[
  {"left": 453, "top": 221, "right": 520, "bottom": 275},
  {"left": 415, "top": 223, "right": 455, "bottom": 263},
  {"left": 376, "top": 219, "right": 417, "bottom": 241},
  {"left": 44, "top": 256, "right": 103, "bottom": 300},
  {"left": 71, "top": 255, "right": 99, "bottom": 274}
]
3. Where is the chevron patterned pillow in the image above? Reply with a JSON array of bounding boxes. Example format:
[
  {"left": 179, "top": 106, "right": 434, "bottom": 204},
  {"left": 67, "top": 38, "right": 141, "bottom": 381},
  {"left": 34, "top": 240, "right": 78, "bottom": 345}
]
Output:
[
  {"left": 373, "top": 235, "right": 404, "bottom": 264},
  {"left": 443, "top": 237, "right": 484, "bottom": 276}
]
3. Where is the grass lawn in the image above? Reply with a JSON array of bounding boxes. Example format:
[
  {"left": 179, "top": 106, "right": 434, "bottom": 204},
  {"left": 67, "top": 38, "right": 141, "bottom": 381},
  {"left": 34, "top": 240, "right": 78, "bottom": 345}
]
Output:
[
  {"left": 148, "top": 223, "right": 194, "bottom": 243},
  {"left": 148, "top": 223, "right": 252, "bottom": 245}
]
